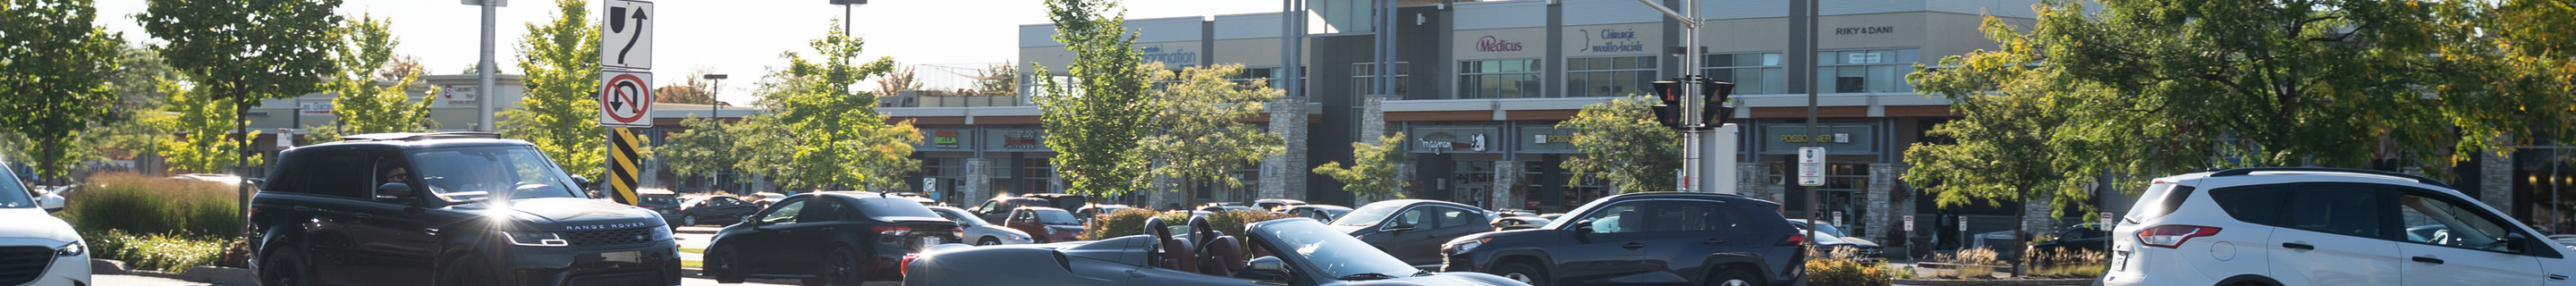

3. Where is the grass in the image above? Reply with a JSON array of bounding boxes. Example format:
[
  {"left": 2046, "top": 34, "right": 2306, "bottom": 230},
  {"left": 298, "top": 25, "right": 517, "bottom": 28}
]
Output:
[
  {"left": 52, "top": 172, "right": 241, "bottom": 239},
  {"left": 2026, "top": 248, "right": 2108, "bottom": 279},
  {"left": 1930, "top": 248, "right": 2003, "bottom": 280},
  {"left": 679, "top": 248, "right": 703, "bottom": 254},
  {"left": 86, "top": 230, "right": 230, "bottom": 272},
  {"left": 682, "top": 259, "right": 702, "bottom": 268}
]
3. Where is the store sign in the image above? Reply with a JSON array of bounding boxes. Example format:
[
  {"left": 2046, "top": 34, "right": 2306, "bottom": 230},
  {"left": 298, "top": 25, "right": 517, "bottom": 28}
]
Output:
[
  {"left": 920, "top": 130, "right": 967, "bottom": 149},
  {"left": 983, "top": 130, "right": 1049, "bottom": 150},
  {"left": 1835, "top": 26, "right": 1896, "bottom": 35},
  {"left": 439, "top": 85, "right": 480, "bottom": 107},
  {"left": 1476, "top": 36, "right": 1525, "bottom": 52},
  {"left": 1138, "top": 46, "right": 1197, "bottom": 64},
  {"left": 1779, "top": 133, "right": 1851, "bottom": 144},
  {"left": 1764, "top": 125, "right": 1875, "bottom": 153},
  {"left": 1575, "top": 29, "right": 1645, "bottom": 53},
  {"left": 298, "top": 101, "right": 333, "bottom": 115},
  {"left": 1531, "top": 134, "right": 1574, "bottom": 145},
  {"left": 1419, "top": 132, "right": 1487, "bottom": 154}
]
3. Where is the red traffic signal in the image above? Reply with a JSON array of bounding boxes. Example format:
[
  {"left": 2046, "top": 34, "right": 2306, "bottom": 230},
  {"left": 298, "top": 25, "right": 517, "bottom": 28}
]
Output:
[{"left": 1650, "top": 80, "right": 1685, "bottom": 129}]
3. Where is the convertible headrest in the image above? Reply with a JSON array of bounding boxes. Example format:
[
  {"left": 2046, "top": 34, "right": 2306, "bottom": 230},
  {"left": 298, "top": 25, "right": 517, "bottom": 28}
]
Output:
[
  {"left": 1145, "top": 217, "right": 1171, "bottom": 247},
  {"left": 1189, "top": 215, "right": 1215, "bottom": 246}
]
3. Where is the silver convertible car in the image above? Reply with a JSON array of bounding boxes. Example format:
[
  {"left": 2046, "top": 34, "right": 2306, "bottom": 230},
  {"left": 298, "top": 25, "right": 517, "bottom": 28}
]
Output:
[{"left": 903, "top": 216, "right": 1528, "bottom": 286}]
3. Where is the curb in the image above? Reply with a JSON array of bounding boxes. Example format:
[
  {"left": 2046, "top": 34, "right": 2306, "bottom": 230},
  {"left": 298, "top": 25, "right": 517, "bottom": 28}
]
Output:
[
  {"left": 1894, "top": 279, "right": 2095, "bottom": 286},
  {"left": 91, "top": 258, "right": 259, "bottom": 286}
]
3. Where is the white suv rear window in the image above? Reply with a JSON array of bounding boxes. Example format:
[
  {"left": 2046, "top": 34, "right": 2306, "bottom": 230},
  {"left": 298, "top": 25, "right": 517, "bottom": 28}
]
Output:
[{"left": 2127, "top": 183, "right": 2195, "bottom": 222}]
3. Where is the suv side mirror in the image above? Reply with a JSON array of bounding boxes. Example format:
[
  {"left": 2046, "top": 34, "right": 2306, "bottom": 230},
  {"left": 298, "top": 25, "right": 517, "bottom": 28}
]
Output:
[
  {"left": 2507, "top": 232, "right": 2531, "bottom": 253},
  {"left": 569, "top": 175, "right": 594, "bottom": 190},
  {"left": 376, "top": 182, "right": 417, "bottom": 204},
  {"left": 38, "top": 192, "right": 65, "bottom": 213}
]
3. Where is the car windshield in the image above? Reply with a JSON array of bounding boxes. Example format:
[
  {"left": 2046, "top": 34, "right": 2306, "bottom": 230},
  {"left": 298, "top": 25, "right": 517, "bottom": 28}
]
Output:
[
  {"left": 1332, "top": 203, "right": 1405, "bottom": 226},
  {"left": 0, "top": 164, "right": 32, "bottom": 208},
  {"left": 1809, "top": 223, "right": 1846, "bottom": 238},
  {"left": 407, "top": 147, "right": 580, "bottom": 204},
  {"left": 1036, "top": 209, "right": 1080, "bottom": 225},
  {"left": 1259, "top": 219, "right": 1422, "bottom": 280},
  {"left": 855, "top": 198, "right": 945, "bottom": 220},
  {"left": 642, "top": 196, "right": 679, "bottom": 205},
  {"left": 930, "top": 207, "right": 987, "bottom": 226}
]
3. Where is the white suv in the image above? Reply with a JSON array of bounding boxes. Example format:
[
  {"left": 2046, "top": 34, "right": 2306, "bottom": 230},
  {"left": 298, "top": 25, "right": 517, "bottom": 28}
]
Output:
[
  {"left": 0, "top": 163, "right": 89, "bottom": 286},
  {"left": 2102, "top": 168, "right": 2572, "bottom": 286}
]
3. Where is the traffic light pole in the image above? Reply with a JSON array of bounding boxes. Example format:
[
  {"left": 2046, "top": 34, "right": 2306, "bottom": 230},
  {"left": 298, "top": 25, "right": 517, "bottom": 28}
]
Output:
[{"left": 1637, "top": 0, "right": 1705, "bottom": 192}]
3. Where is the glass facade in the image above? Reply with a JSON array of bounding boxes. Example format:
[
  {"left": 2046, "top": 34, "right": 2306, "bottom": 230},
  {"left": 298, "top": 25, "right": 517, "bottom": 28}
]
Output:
[
  {"left": 1566, "top": 56, "right": 1658, "bottom": 97},
  {"left": 1456, "top": 59, "right": 1543, "bottom": 98},
  {"left": 1703, "top": 52, "right": 1785, "bottom": 95},
  {"left": 1815, "top": 49, "right": 1920, "bottom": 93}
]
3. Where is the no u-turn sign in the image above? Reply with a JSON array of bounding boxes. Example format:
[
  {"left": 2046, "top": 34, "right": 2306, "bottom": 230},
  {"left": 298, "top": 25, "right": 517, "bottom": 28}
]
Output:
[{"left": 598, "top": 71, "right": 654, "bottom": 127}]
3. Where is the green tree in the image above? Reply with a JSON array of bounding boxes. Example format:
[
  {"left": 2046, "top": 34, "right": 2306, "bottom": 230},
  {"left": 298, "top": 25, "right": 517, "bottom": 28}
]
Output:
[
  {"left": 311, "top": 13, "right": 435, "bottom": 143},
  {"left": 0, "top": 0, "right": 126, "bottom": 182},
  {"left": 657, "top": 116, "right": 728, "bottom": 186},
  {"left": 975, "top": 62, "right": 1017, "bottom": 95},
  {"left": 1036, "top": 0, "right": 1157, "bottom": 197},
  {"left": 1133, "top": 64, "right": 1286, "bottom": 204},
  {"left": 2485, "top": 0, "right": 2576, "bottom": 147},
  {"left": 1313, "top": 133, "right": 1411, "bottom": 201},
  {"left": 1916, "top": 0, "right": 2510, "bottom": 184},
  {"left": 155, "top": 80, "right": 253, "bottom": 173},
  {"left": 653, "top": 68, "right": 718, "bottom": 105},
  {"left": 142, "top": 0, "right": 341, "bottom": 238},
  {"left": 497, "top": 0, "right": 607, "bottom": 179},
  {"left": 1902, "top": 38, "right": 2095, "bottom": 262},
  {"left": 1557, "top": 96, "right": 1681, "bottom": 194},
  {"left": 767, "top": 21, "right": 919, "bottom": 191}
]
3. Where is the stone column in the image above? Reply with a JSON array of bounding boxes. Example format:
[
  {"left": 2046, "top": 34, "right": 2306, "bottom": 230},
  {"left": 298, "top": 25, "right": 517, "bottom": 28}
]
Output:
[
  {"left": 1491, "top": 161, "right": 1522, "bottom": 210},
  {"left": 1867, "top": 164, "right": 1899, "bottom": 242},
  {"left": 1362, "top": 96, "right": 1392, "bottom": 144},
  {"left": 962, "top": 158, "right": 990, "bottom": 203},
  {"left": 2022, "top": 198, "right": 2054, "bottom": 241},
  {"left": 2484, "top": 149, "right": 2513, "bottom": 211},
  {"left": 1261, "top": 97, "right": 1311, "bottom": 200},
  {"left": 1738, "top": 163, "right": 1770, "bottom": 201}
]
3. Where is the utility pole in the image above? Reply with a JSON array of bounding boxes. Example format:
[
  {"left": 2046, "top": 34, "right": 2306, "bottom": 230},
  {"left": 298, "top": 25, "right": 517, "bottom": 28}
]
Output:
[
  {"left": 1634, "top": 0, "right": 1703, "bottom": 193},
  {"left": 473, "top": 0, "right": 502, "bottom": 131}
]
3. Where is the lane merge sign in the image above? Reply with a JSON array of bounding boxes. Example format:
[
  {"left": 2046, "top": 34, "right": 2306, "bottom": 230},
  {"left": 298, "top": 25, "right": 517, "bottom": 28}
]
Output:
[
  {"left": 601, "top": 0, "right": 654, "bottom": 71},
  {"left": 598, "top": 71, "right": 654, "bottom": 127}
]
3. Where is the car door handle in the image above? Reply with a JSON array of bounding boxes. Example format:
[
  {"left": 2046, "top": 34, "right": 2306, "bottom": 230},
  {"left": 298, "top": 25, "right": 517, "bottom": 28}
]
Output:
[
  {"left": 2413, "top": 257, "right": 2445, "bottom": 265},
  {"left": 2281, "top": 242, "right": 2314, "bottom": 250},
  {"left": 1705, "top": 239, "right": 1726, "bottom": 245},
  {"left": 1623, "top": 242, "right": 1645, "bottom": 249}
]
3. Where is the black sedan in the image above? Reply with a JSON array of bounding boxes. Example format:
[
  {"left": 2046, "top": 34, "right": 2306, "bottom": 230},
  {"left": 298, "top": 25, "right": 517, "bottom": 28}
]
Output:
[
  {"left": 1331, "top": 199, "right": 1497, "bottom": 267},
  {"left": 2029, "top": 223, "right": 2111, "bottom": 256},
  {"left": 902, "top": 216, "right": 1526, "bottom": 286},
  {"left": 704, "top": 192, "right": 960, "bottom": 285},
  {"left": 670, "top": 196, "right": 763, "bottom": 227}
]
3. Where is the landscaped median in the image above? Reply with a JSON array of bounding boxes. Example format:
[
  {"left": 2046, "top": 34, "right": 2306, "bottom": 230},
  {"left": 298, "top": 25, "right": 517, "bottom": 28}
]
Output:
[{"left": 53, "top": 172, "right": 247, "bottom": 273}]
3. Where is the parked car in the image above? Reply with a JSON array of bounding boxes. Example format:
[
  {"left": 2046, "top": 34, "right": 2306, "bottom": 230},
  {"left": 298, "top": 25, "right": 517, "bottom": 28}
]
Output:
[
  {"left": 1786, "top": 219, "right": 1877, "bottom": 246},
  {"left": 1073, "top": 204, "right": 1136, "bottom": 224},
  {"left": 704, "top": 191, "right": 962, "bottom": 285},
  {"left": 247, "top": 132, "right": 680, "bottom": 286},
  {"left": 1, "top": 159, "right": 89, "bottom": 286},
  {"left": 1004, "top": 206, "right": 1087, "bottom": 243},
  {"left": 1331, "top": 199, "right": 1497, "bottom": 267},
  {"left": 1284, "top": 205, "right": 1352, "bottom": 223},
  {"left": 1442, "top": 192, "right": 1805, "bottom": 286},
  {"left": 1199, "top": 203, "right": 1259, "bottom": 214},
  {"left": 2102, "top": 167, "right": 2576, "bottom": 286},
  {"left": 1253, "top": 198, "right": 1306, "bottom": 212},
  {"left": 637, "top": 188, "right": 682, "bottom": 217},
  {"left": 969, "top": 193, "right": 1089, "bottom": 224},
  {"left": 926, "top": 206, "right": 1034, "bottom": 246},
  {"left": 748, "top": 192, "right": 787, "bottom": 208},
  {"left": 902, "top": 216, "right": 1524, "bottom": 286},
  {"left": 1491, "top": 216, "right": 1552, "bottom": 231},
  {"left": 1800, "top": 224, "right": 1883, "bottom": 263},
  {"left": 2027, "top": 223, "right": 2111, "bottom": 256},
  {"left": 671, "top": 195, "right": 764, "bottom": 227},
  {"left": 1019, "top": 193, "right": 1091, "bottom": 209}
]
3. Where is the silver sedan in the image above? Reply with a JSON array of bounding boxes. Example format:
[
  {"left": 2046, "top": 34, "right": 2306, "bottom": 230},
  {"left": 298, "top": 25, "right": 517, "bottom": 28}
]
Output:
[{"left": 929, "top": 206, "right": 1037, "bottom": 246}]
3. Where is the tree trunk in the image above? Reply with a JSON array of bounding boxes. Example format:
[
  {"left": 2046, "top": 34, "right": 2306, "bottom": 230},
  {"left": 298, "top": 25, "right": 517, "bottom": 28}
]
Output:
[
  {"left": 234, "top": 91, "right": 253, "bottom": 243},
  {"left": 38, "top": 127, "right": 62, "bottom": 186},
  {"left": 2012, "top": 197, "right": 2029, "bottom": 277}
]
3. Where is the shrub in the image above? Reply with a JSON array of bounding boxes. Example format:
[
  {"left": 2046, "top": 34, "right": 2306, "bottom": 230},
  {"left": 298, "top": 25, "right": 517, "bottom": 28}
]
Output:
[
  {"left": 1930, "top": 247, "right": 2002, "bottom": 279},
  {"left": 1080, "top": 209, "right": 1301, "bottom": 241},
  {"left": 2027, "top": 248, "right": 2107, "bottom": 278},
  {"left": 85, "top": 230, "right": 229, "bottom": 272},
  {"left": 1804, "top": 248, "right": 1893, "bottom": 286},
  {"left": 53, "top": 172, "right": 241, "bottom": 239}
]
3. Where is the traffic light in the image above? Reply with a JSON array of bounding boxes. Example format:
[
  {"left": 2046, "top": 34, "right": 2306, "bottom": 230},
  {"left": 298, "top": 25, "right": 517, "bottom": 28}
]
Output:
[
  {"left": 1649, "top": 79, "right": 1684, "bottom": 129},
  {"left": 1699, "top": 79, "right": 1737, "bottom": 127}
]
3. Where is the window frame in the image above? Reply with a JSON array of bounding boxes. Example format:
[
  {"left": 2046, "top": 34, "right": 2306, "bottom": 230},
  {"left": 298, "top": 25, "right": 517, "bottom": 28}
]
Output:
[
  {"left": 1812, "top": 48, "right": 1920, "bottom": 94},
  {"left": 1565, "top": 55, "right": 1658, "bottom": 98},
  {"left": 1455, "top": 59, "right": 1543, "bottom": 99},
  {"left": 1700, "top": 52, "right": 1785, "bottom": 95},
  {"left": 2392, "top": 188, "right": 2541, "bottom": 256}
]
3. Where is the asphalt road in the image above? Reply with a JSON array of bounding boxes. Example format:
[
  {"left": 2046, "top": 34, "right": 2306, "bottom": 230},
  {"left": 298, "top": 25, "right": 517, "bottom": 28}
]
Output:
[{"left": 95, "top": 274, "right": 891, "bottom": 286}]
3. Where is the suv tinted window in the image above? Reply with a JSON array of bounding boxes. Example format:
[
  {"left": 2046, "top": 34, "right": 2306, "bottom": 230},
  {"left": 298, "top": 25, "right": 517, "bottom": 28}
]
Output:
[
  {"left": 853, "top": 198, "right": 942, "bottom": 220},
  {"left": 2129, "top": 183, "right": 2195, "bottom": 221},
  {"left": 2208, "top": 186, "right": 2289, "bottom": 226},
  {"left": 759, "top": 199, "right": 808, "bottom": 225},
  {"left": 1650, "top": 200, "right": 1736, "bottom": 232},
  {"left": 1432, "top": 206, "right": 1476, "bottom": 229},
  {"left": 2288, "top": 186, "right": 2387, "bottom": 239},
  {"left": 2396, "top": 193, "right": 2517, "bottom": 252},
  {"left": 294, "top": 152, "right": 372, "bottom": 199}
]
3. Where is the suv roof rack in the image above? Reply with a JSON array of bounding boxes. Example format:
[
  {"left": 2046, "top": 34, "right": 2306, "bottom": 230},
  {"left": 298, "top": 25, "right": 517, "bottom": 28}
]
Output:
[
  {"left": 2207, "top": 167, "right": 2452, "bottom": 189},
  {"left": 340, "top": 132, "right": 504, "bottom": 142}
]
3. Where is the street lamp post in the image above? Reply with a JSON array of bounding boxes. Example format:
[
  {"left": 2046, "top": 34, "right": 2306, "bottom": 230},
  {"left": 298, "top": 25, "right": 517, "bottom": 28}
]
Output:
[
  {"left": 832, "top": 0, "right": 865, "bottom": 72},
  {"left": 705, "top": 73, "right": 727, "bottom": 193},
  {"left": 463, "top": 0, "right": 504, "bottom": 131}
]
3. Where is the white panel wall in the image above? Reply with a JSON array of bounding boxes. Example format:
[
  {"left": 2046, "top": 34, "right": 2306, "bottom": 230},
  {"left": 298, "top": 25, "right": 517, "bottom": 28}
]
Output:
[
  {"left": 1702, "top": 0, "right": 1790, "bottom": 20},
  {"left": 1020, "top": 25, "right": 1060, "bottom": 47},
  {"left": 1454, "top": 1, "right": 1548, "bottom": 30},
  {"left": 1214, "top": 13, "right": 1285, "bottom": 40},
  {"left": 1126, "top": 17, "right": 1208, "bottom": 44},
  {"left": 1563, "top": 0, "right": 1663, "bottom": 26}
]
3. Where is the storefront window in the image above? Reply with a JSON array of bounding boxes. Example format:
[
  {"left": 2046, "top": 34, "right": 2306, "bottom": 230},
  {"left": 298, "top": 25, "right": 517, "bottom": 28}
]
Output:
[
  {"left": 1815, "top": 49, "right": 1919, "bottom": 93},
  {"left": 1566, "top": 56, "right": 1657, "bottom": 97},
  {"left": 1702, "top": 52, "right": 1784, "bottom": 95},
  {"left": 1457, "top": 59, "right": 1542, "bottom": 98},
  {"left": 1352, "top": 63, "right": 1410, "bottom": 99}
]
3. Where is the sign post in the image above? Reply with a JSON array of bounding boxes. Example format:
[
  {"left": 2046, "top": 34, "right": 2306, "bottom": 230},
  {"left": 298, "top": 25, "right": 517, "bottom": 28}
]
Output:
[
  {"left": 598, "top": 0, "right": 654, "bottom": 206},
  {"left": 1903, "top": 214, "right": 1914, "bottom": 231}
]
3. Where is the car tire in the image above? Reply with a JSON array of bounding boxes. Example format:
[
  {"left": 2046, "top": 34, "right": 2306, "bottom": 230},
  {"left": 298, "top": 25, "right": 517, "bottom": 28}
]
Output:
[
  {"left": 683, "top": 215, "right": 700, "bottom": 226},
  {"left": 1707, "top": 269, "right": 1762, "bottom": 286},
  {"left": 1493, "top": 263, "right": 1548, "bottom": 286},
  {"left": 258, "top": 249, "right": 312, "bottom": 286},
  {"left": 436, "top": 257, "right": 496, "bottom": 286},
  {"left": 807, "top": 248, "right": 861, "bottom": 286},
  {"left": 978, "top": 237, "right": 1002, "bottom": 246},
  {"left": 709, "top": 245, "right": 746, "bottom": 283}
]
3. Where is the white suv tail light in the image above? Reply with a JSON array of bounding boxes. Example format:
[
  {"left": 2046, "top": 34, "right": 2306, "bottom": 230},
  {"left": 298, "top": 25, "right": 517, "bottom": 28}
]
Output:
[{"left": 2137, "top": 224, "right": 2220, "bottom": 248}]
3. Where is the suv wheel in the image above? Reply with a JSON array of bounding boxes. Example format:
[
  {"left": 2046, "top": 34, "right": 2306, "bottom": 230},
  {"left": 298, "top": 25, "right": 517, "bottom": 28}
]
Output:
[
  {"left": 259, "top": 250, "right": 311, "bottom": 286},
  {"left": 436, "top": 257, "right": 495, "bottom": 286},
  {"left": 1707, "top": 269, "right": 1761, "bottom": 286},
  {"left": 806, "top": 248, "right": 861, "bottom": 286},
  {"left": 683, "top": 215, "right": 699, "bottom": 226},
  {"left": 1493, "top": 262, "right": 1547, "bottom": 286},
  {"left": 708, "top": 245, "right": 746, "bottom": 283}
]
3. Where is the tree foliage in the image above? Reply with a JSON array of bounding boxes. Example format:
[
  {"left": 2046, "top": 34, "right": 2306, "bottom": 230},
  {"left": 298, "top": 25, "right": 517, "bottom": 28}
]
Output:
[
  {"left": 140, "top": 0, "right": 343, "bottom": 176},
  {"left": 2485, "top": 0, "right": 2576, "bottom": 147},
  {"left": 875, "top": 64, "right": 920, "bottom": 97},
  {"left": 657, "top": 116, "right": 727, "bottom": 181},
  {"left": 653, "top": 68, "right": 718, "bottom": 105},
  {"left": 314, "top": 13, "right": 435, "bottom": 142},
  {"left": 975, "top": 63, "right": 1017, "bottom": 95},
  {"left": 1557, "top": 96, "right": 1681, "bottom": 194},
  {"left": 1036, "top": 0, "right": 1157, "bottom": 197},
  {"left": 156, "top": 81, "right": 254, "bottom": 173},
  {"left": 1314, "top": 133, "right": 1411, "bottom": 200},
  {"left": 498, "top": 0, "right": 607, "bottom": 179},
  {"left": 767, "top": 21, "right": 918, "bottom": 191},
  {"left": 0, "top": 0, "right": 125, "bottom": 181},
  {"left": 1134, "top": 64, "right": 1286, "bottom": 194}
]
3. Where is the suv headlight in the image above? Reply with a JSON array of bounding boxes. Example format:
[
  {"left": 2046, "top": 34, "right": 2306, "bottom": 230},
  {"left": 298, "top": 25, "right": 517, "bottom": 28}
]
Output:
[
  {"left": 56, "top": 240, "right": 84, "bottom": 257},
  {"left": 498, "top": 231, "right": 570, "bottom": 247},
  {"left": 650, "top": 225, "right": 674, "bottom": 241},
  {"left": 1446, "top": 238, "right": 1488, "bottom": 255}
]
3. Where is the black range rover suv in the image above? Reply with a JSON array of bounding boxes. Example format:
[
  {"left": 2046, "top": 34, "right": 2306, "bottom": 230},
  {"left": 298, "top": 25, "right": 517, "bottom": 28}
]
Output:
[
  {"left": 1440, "top": 192, "right": 1804, "bottom": 286},
  {"left": 249, "top": 132, "right": 681, "bottom": 286}
]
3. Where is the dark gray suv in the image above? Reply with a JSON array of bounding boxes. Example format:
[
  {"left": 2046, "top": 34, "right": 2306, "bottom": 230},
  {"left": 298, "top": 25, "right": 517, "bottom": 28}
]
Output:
[{"left": 1440, "top": 192, "right": 1804, "bottom": 286}]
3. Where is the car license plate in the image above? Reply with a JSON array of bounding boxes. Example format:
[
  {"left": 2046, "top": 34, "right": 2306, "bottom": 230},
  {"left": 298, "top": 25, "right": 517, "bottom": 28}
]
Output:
[
  {"left": 918, "top": 236, "right": 944, "bottom": 250},
  {"left": 2112, "top": 250, "right": 2128, "bottom": 271}
]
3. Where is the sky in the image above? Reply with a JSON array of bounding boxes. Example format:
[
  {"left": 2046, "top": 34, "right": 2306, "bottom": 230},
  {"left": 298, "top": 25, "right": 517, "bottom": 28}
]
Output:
[{"left": 89, "top": 0, "right": 1289, "bottom": 105}]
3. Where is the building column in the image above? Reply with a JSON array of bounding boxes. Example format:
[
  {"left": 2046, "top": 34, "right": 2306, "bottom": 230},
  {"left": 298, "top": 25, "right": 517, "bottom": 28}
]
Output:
[
  {"left": 1362, "top": 96, "right": 1392, "bottom": 143},
  {"left": 962, "top": 158, "right": 990, "bottom": 203},
  {"left": 1492, "top": 161, "right": 1522, "bottom": 210},
  {"left": 1262, "top": 97, "right": 1310, "bottom": 200},
  {"left": 2484, "top": 147, "right": 2513, "bottom": 210},
  {"left": 1867, "top": 164, "right": 1899, "bottom": 242},
  {"left": 1738, "top": 163, "right": 1771, "bottom": 202},
  {"left": 2022, "top": 198, "right": 2054, "bottom": 242}
]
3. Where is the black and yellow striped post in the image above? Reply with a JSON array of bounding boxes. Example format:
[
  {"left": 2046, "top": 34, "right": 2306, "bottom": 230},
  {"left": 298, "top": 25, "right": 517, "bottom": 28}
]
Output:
[{"left": 606, "top": 127, "right": 645, "bottom": 206}]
